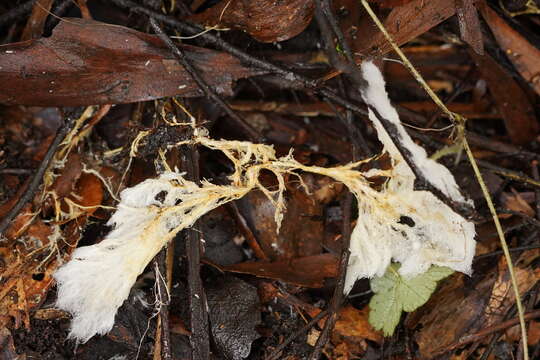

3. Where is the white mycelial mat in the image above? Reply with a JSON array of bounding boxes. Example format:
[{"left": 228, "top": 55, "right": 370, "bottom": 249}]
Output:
[{"left": 54, "top": 61, "right": 475, "bottom": 343}]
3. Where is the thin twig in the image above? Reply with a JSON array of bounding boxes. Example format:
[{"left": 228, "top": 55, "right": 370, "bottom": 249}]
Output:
[
  {"left": 358, "top": 1, "right": 529, "bottom": 358},
  {"left": 149, "top": 17, "right": 261, "bottom": 142},
  {"left": 436, "top": 309, "right": 540, "bottom": 356},
  {"left": 153, "top": 249, "right": 172, "bottom": 360},
  {"left": 0, "top": 110, "right": 77, "bottom": 236}
]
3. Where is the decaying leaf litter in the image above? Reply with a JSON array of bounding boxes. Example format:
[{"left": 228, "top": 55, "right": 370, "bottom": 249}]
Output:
[{"left": 0, "top": 0, "right": 539, "bottom": 359}]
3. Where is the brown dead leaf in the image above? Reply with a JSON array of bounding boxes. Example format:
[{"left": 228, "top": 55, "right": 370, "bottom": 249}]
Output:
[
  {"left": 351, "top": 0, "right": 458, "bottom": 58},
  {"left": 484, "top": 251, "right": 540, "bottom": 328},
  {"left": 480, "top": 4, "right": 540, "bottom": 96},
  {"left": 331, "top": 342, "right": 353, "bottom": 360},
  {"left": 500, "top": 189, "right": 535, "bottom": 217},
  {"left": 189, "top": 0, "right": 315, "bottom": 43},
  {"left": 50, "top": 153, "right": 83, "bottom": 199},
  {"left": 69, "top": 172, "right": 104, "bottom": 217},
  {"left": 527, "top": 320, "right": 540, "bottom": 346},
  {"left": 407, "top": 250, "right": 540, "bottom": 359},
  {"left": 333, "top": 305, "right": 383, "bottom": 344},
  {"left": 471, "top": 51, "right": 539, "bottom": 145},
  {"left": 0, "top": 18, "right": 265, "bottom": 106},
  {"left": 2, "top": 203, "right": 34, "bottom": 241},
  {"left": 221, "top": 253, "right": 339, "bottom": 288}
]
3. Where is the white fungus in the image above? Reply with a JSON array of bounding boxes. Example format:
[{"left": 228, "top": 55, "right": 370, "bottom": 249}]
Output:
[{"left": 54, "top": 61, "right": 475, "bottom": 342}]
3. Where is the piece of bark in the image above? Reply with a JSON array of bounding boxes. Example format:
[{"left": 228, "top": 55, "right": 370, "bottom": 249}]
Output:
[
  {"left": 349, "top": 0, "right": 458, "bottom": 58},
  {"left": 480, "top": 4, "right": 540, "bottom": 96},
  {"left": 455, "top": 0, "right": 484, "bottom": 55},
  {"left": 0, "top": 18, "right": 264, "bottom": 106},
  {"left": 189, "top": 0, "right": 315, "bottom": 43}
]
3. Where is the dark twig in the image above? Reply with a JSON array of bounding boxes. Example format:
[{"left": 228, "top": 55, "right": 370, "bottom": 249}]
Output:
[
  {"left": 178, "top": 119, "right": 210, "bottom": 359},
  {"left": 153, "top": 249, "right": 172, "bottom": 360},
  {"left": 266, "top": 309, "right": 330, "bottom": 360},
  {"left": 0, "top": 110, "right": 77, "bottom": 237},
  {"left": 110, "top": 0, "right": 365, "bottom": 116},
  {"left": 149, "top": 18, "right": 261, "bottom": 142}
]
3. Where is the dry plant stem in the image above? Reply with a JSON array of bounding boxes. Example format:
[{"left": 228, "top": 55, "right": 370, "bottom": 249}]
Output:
[
  {"left": 265, "top": 309, "right": 330, "bottom": 360},
  {"left": 359, "top": 1, "right": 528, "bottom": 357},
  {"left": 0, "top": 111, "right": 76, "bottom": 236},
  {"left": 148, "top": 18, "right": 261, "bottom": 142},
  {"left": 154, "top": 249, "right": 172, "bottom": 360}
]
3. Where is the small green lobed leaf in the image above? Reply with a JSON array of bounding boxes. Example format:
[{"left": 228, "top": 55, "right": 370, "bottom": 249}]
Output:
[{"left": 368, "top": 264, "right": 454, "bottom": 336}]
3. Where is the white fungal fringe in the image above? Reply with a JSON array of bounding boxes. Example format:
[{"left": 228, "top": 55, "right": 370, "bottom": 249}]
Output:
[
  {"left": 54, "top": 61, "right": 475, "bottom": 342},
  {"left": 342, "top": 61, "right": 475, "bottom": 292},
  {"left": 54, "top": 172, "right": 252, "bottom": 342}
]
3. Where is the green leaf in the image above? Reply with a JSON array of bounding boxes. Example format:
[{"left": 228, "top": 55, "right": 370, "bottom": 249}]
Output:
[{"left": 368, "top": 264, "right": 454, "bottom": 336}]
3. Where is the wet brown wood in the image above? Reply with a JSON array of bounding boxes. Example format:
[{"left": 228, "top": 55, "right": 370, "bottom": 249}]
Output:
[{"left": 0, "top": 18, "right": 263, "bottom": 106}]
